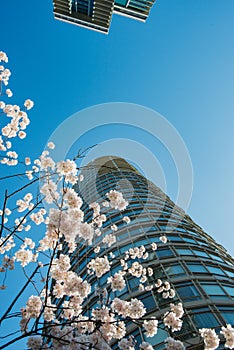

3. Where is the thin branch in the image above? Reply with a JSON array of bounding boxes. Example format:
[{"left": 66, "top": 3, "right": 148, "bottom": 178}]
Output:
[
  {"left": 0, "top": 189, "right": 8, "bottom": 238},
  {"left": 0, "top": 264, "right": 41, "bottom": 325},
  {"left": 0, "top": 172, "right": 27, "bottom": 181},
  {"left": 0, "top": 198, "right": 43, "bottom": 248}
]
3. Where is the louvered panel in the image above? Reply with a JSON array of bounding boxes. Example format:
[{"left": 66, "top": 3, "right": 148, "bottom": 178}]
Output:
[
  {"left": 93, "top": 5, "right": 113, "bottom": 15},
  {"left": 92, "top": 0, "right": 114, "bottom": 26},
  {"left": 53, "top": 0, "right": 71, "bottom": 13},
  {"left": 93, "top": 10, "right": 112, "bottom": 21},
  {"left": 54, "top": 12, "right": 110, "bottom": 33}
]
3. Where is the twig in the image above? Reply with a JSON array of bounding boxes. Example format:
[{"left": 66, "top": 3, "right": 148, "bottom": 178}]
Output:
[{"left": 0, "top": 264, "right": 41, "bottom": 325}]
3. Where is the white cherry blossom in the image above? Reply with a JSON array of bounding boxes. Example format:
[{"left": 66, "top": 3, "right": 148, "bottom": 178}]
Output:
[
  {"left": 199, "top": 328, "right": 220, "bottom": 350},
  {"left": 165, "top": 337, "right": 185, "bottom": 350},
  {"left": 221, "top": 324, "right": 234, "bottom": 349},
  {"left": 24, "top": 99, "right": 34, "bottom": 110},
  {"left": 108, "top": 272, "right": 126, "bottom": 291}
]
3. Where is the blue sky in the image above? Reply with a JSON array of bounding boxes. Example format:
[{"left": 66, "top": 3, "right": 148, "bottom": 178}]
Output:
[
  {"left": 1, "top": 0, "right": 234, "bottom": 252},
  {"left": 0, "top": 0, "right": 234, "bottom": 347}
]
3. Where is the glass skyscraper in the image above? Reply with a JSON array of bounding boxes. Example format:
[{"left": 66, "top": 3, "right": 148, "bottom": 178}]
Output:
[
  {"left": 72, "top": 156, "right": 234, "bottom": 349},
  {"left": 52, "top": 0, "right": 156, "bottom": 33}
]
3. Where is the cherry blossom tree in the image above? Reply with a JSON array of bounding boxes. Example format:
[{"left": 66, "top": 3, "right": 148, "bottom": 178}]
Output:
[{"left": 0, "top": 51, "right": 233, "bottom": 350}]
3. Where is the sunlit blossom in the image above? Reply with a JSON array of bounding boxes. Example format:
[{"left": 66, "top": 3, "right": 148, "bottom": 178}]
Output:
[{"left": 24, "top": 99, "right": 34, "bottom": 110}]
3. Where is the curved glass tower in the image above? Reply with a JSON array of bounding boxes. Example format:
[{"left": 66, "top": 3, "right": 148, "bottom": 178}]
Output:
[{"left": 73, "top": 156, "right": 234, "bottom": 349}]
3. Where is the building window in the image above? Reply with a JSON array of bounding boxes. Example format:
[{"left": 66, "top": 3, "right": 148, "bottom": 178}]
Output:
[
  {"left": 187, "top": 263, "right": 207, "bottom": 274},
  {"left": 129, "top": 228, "right": 143, "bottom": 236},
  {"left": 128, "top": 277, "right": 139, "bottom": 292},
  {"left": 193, "top": 249, "right": 209, "bottom": 258},
  {"left": 156, "top": 248, "right": 174, "bottom": 258},
  {"left": 176, "top": 248, "right": 193, "bottom": 256},
  {"left": 165, "top": 263, "right": 186, "bottom": 277},
  {"left": 222, "top": 312, "right": 234, "bottom": 324},
  {"left": 134, "top": 239, "right": 149, "bottom": 248},
  {"left": 209, "top": 253, "right": 225, "bottom": 263},
  {"left": 201, "top": 283, "right": 228, "bottom": 298},
  {"left": 218, "top": 307, "right": 234, "bottom": 324},
  {"left": 223, "top": 285, "right": 234, "bottom": 297},
  {"left": 176, "top": 283, "right": 201, "bottom": 301},
  {"left": 185, "top": 229, "right": 199, "bottom": 236},
  {"left": 119, "top": 243, "right": 134, "bottom": 254},
  {"left": 140, "top": 292, "right": 156, "bottom": 311},
  {"left": 183, "top": 237, "right": 197, "bottom": 244},
  {"left": 167, "top": 235, "right": 183, "bottom": 242},
  {"left": 149, "top": 236, "right": 160, "bottom": 243},
  {"left": 224, "top": 269, "right": 234, "bottom": 278},
  {"left": 191, "top": 308, "right": 220, "bottom": 328},
  {"left": 197, "top": 239, "right": 209, "bottom": 247},
  {"left": 149, "top": 267, "right": 164, "bottom": 281},
  {"left": 117, "top": 231, "right": 130, "bottom": 241},
  {"left": 143, "top": 322, "right": 168, "bottom": 346},
  {"left": 206, "top": 265, "right": 226, "bottom": 276},
  {"left": 130, "top": 328, "right": 142, "bottom": 345},
  {"left": 99, "top": 271, "right": 111, "bottom": 286}
]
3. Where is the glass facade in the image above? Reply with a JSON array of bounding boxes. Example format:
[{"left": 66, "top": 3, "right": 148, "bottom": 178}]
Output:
[
  {"left": 53, "top": 0, "right": 156, "bottom": 33},
  {"left": 71, "top": 0, "right": 93, "bottom": 16},
  {"left": 72, "top": 156, "right": 234, "bottom": 349}
]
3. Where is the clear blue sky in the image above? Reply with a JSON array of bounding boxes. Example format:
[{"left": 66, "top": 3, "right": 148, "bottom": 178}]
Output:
[
  {"left": 1, "top": 0, "right": 234, "bottom": 252},
  {"left": 0, "top": 1, "right": 234, "bottom": 347}
]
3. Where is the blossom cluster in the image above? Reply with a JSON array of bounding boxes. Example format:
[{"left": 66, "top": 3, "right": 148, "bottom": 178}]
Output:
[
  {"left": 108, "top": 272, "right": 126, "bottom": 291},
  {"left": 199, "top": 328, "right": 220, "bottom": 350},
  {"left": 0, "top": 255, "right": 14, "bottom": 272},
  {"left": 155, "top": 279, "right": 176, "bottom": 299},
  {"left": 106, "top": 190, "right": 129, "bottom": 211},
  {"left": 163, "top": 303, "right": 184, "bottom": 332},
  {"left": 0, "top": 234, "right": 15, "bottom": 254},
  {"left": 111, "top": 297, "right": 146, "bottom": 319},
  {"left": 165, "top": 337, "right": 185, "bottom": 350},
  {"left": 143, "top": 318, "right": 158, "bottom": 337},
  {"left": 198, "top": 324, "right": 234, "bottom": 350},
  {"left": 88, "top": 255, "right": 111, "bottom": 278},
  {"left": 221, "top": 324, "right": 234, "bottom": 349},
  {"left": 0, "top": 52, "right": 33, "bottom": 165}
]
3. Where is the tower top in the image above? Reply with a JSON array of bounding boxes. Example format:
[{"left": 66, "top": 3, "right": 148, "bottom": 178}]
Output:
[{"left": 53, "top": 0, "right": 156, "bottom": 33}]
